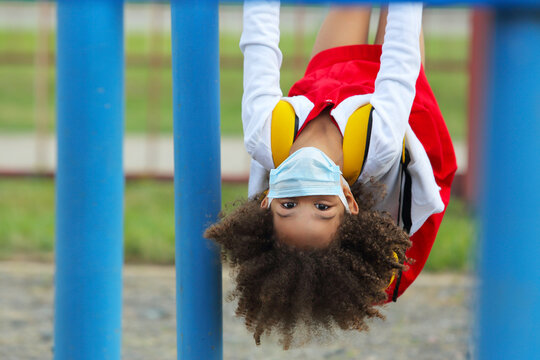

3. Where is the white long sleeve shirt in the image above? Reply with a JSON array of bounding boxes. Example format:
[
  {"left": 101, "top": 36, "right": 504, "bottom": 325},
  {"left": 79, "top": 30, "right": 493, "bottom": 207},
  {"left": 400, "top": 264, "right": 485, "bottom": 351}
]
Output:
[{"left": 240, "top": 1, "right": 444, "bottom": 235}]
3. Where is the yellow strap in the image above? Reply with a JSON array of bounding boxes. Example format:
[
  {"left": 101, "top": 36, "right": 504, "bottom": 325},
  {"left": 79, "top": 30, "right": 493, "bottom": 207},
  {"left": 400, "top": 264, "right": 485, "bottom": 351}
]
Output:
[
  {"left": 270, "top": 100, "right": 296, "bottom": 167},
  {"left": 342, "top": 104, "right": 372, "bottom": 185},
  {"left": 386, "top": 251, "right": 400, "bottom": 289},
  {"left": 402, "top": 138, "right": 406, "bottom": 163}
]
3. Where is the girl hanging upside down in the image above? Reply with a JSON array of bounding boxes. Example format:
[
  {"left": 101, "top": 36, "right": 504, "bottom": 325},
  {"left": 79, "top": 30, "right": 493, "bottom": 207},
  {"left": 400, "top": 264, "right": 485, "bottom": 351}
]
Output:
[{"left": 205, "top": 1, "right": 457, "bottom": 349}]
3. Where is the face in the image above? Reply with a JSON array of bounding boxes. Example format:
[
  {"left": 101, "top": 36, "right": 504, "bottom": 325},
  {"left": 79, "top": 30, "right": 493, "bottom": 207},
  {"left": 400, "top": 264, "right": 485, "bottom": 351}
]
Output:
[{"left": 260, "top": 180, "right": 359, "bottom": 249}]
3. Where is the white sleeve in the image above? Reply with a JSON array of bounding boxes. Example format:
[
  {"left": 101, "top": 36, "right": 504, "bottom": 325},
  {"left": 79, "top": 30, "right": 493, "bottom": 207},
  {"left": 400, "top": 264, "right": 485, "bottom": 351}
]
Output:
[
  {"left": 363, "top": 3, "right": 423, "bottom": 179},
  {"left": 240, "top": 0, "right": 283, "bottom": 170},
  {"left": 248, "top": 159, "right": 270, "bottom": 199}
]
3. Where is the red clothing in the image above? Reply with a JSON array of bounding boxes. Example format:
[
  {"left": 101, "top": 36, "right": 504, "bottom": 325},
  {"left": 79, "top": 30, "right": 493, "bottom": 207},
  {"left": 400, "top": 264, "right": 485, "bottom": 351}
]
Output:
[{"left": 288, "top": 44, "right": 457, "bottom": 301}]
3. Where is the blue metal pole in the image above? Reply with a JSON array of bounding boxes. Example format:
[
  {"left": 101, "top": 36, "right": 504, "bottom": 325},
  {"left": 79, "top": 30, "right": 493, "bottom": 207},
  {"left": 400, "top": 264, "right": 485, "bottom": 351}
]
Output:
[
  {"left": 478, "top": 8, "right": 540, "bottom": 359},
  {"left": 171, "top": 1, "right": 223, "bottom": 359},
  {"left": 54, "top": 0, "right": 124, "bottom": 359}
]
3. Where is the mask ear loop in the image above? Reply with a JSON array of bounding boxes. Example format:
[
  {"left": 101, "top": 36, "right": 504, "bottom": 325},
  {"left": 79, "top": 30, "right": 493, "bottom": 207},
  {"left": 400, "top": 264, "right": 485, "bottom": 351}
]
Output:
[{"left": 338, "top": 175, "right": 351, "bottom": 213}]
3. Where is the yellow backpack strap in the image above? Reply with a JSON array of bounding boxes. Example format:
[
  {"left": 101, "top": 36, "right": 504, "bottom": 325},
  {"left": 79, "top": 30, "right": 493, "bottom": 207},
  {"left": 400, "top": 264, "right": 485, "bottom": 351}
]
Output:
[
  {"left": 386, "top": 251, "right": 400, "bottom": 289},
  {"left": 402, "top": 138, "right": 406, "bottom": 164},
  {"left": 342, "top": 103, "right": 374, "bottom": 185},
  {"left": 271, "top": 100, "right": 298, "bottom": 167}
]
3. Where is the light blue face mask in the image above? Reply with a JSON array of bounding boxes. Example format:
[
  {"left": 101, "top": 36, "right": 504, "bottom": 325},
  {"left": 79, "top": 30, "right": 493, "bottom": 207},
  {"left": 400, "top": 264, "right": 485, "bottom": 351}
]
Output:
[{"left": 267, "top": 147, "right": 351, "bottom": 212}]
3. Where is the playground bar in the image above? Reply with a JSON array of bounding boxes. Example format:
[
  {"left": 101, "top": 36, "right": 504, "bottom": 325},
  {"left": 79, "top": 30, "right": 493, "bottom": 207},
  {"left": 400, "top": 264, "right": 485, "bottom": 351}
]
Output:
[
  {"left": 477, "top": 8, "right": 540, "bottom": 359},
  {"left": 171, "top": 1, "right": 223, "bottom": 359},
  {"left": 54, "top": 0, "right": 124, "bottom": 359}
]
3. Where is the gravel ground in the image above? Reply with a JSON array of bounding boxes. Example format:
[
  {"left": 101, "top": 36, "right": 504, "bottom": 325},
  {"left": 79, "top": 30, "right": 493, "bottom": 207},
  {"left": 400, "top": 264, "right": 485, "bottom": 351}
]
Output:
[{"left": 0, "top": 261, "right": 474, "bottom": 360}]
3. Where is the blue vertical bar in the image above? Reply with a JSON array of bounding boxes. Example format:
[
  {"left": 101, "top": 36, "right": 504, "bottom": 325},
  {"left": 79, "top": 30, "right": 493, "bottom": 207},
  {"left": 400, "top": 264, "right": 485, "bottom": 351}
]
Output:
[
  {"left": 54, "top": 0, "right": 124, "bottom": 359},
  {"left": 478, "top": 8, "right": 540, "bottom": 360},
  {"left": 170, "top": 1, "right": 223, "bottom": 359}
]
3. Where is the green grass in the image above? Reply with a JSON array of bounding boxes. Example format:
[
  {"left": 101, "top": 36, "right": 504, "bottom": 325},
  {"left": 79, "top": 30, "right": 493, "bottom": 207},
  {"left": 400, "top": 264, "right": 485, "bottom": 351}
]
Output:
[
  {"left": 0, "top": 178, "right": 475, "bottom": 271},
  {"left": 0, "top": 178, "right": 249, "bottom": 264},
  {"left": 425, "top": 197, "right": 476, "bottom": 272},
  {"left": 0, "top": 29, "right": 469, "bottom": 141},
  {"left": 425, "top": 36, "right": 469, "bottom": 63},
  {"left": 0, "top": 178, "right": 55, "bottom": 259},
  {"left": 427, "top": 70, "right": 468, "bottom": 141}
]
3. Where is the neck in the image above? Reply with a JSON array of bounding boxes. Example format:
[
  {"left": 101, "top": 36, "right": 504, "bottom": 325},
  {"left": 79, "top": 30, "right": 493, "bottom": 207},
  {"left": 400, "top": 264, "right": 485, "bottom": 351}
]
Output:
[{"left": 289, "top": 108, "right": 344, "bottom": 169}]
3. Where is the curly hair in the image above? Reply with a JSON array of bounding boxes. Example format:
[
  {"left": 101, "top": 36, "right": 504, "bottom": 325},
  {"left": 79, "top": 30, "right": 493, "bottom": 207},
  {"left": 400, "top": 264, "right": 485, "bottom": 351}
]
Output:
[{"left": 204, "top": 182, "right": 411, "bottom": 349}]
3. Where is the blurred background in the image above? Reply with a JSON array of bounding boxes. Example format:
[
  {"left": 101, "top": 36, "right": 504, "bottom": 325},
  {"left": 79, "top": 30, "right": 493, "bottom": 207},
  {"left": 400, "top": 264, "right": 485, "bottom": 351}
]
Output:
[{"left": 0, "top": 0, "right": 474, "bottom": 270}]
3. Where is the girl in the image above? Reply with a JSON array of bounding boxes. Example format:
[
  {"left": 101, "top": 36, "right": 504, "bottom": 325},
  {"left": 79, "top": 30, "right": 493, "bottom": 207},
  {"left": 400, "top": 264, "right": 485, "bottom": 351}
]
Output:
[{"left": 206, "top": 1, "right": 456, "bottom": 349}]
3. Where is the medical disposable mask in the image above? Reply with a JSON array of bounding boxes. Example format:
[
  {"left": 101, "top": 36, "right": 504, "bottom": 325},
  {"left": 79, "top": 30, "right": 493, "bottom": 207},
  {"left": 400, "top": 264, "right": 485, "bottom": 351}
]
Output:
[{"left": 267, "top": 147, "right": 351, "bottom": 212}]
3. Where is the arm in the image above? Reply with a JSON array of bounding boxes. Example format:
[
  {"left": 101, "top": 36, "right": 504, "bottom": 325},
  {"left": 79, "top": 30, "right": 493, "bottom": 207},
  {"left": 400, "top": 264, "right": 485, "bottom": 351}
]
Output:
[
  {"left": 366, "top": 2, "right": 423, "bottom": 178},
  {"left": 240, "top": 1, "right": 283, "bottom": 170}
]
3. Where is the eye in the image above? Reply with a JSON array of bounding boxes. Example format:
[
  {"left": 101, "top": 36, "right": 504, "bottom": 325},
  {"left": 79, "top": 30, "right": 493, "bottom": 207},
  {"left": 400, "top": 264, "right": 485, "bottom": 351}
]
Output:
[
  {"left": 281, "top": 201, "right": 296, "bottom": 209},
  {"left": 315, "top": 203, "right": 330, "bottom": 211}
]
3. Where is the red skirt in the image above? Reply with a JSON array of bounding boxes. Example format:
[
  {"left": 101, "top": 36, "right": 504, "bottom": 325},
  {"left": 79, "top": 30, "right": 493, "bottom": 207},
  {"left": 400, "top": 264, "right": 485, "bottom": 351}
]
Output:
[{"left": 289, "top": 44, "right": 457, "bottom": 301}]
